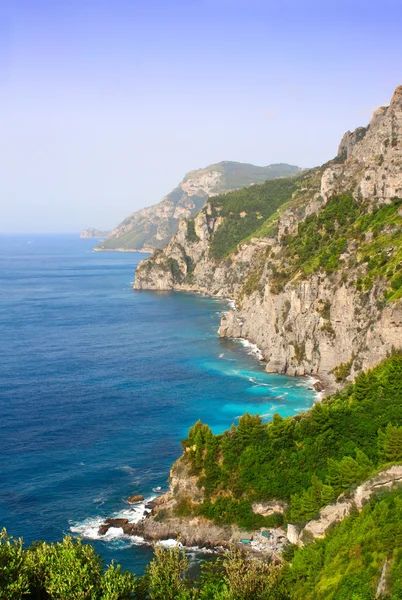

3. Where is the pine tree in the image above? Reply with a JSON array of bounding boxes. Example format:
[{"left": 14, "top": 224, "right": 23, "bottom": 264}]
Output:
[
  {"left": 378, "top": 423, "right": 402, "bottom": 462},
  {"left": 321, "top": 484, "right": 335, "bottom": 506},
  {"left": 352, "top": 371, "right": 371, "bottom": 402},
  {"left": 194, "top": 430, "right": 204, "bottom": 472},
  {"left": 355, "top": 448, "right": 373, "bottom": 479},
  {"left": 310, "top": 475, "right": 323, "bottom": 509}
]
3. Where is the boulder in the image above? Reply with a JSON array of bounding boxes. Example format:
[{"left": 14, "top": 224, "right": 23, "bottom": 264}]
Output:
[
  {"left": 99, "top": 518, "right": 129, "bottom": 536},
  {"left": 127, "top": 495, "right": 144, "bottom": 504},
  {"left": 286, "top": 524, "right": 300, "bottom": 546},
  {"left": 313, "top": 381, "right": 325, "bottom": 392}
]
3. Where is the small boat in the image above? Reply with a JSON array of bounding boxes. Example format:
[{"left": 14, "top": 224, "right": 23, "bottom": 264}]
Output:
[{"left": 152, "top": 486, "right": 162, "bottom": 493}]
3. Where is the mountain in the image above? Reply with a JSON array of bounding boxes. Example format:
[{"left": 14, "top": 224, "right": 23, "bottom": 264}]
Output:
[
  {"left": 80, "top": 228, "right": 110, "bottom": 239},
  {"left": 135, "top": 85, "right": 402, "bottom": 391},
  {"left": 95, "top": 162, "right": 302, "bottom": 252}
]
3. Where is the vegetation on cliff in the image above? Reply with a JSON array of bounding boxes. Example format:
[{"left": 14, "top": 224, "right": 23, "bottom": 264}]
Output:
[
  {"left": 209, "top": 175, "right": 303, "bottom": 259},
  {"left": 207, "top": 178, "right": 402, "bottom": 300},
  {"left": 2, "top": 359, "right": 402, "bottom": 599},
  {"left": 178, "top": 353, "right": 402, "bottom": 528},
  {"left": 268, "top": 194, "right": 402, "bottom": 299},
  {"left": 285, "top": 487, "right": 402, "bottom": 599}
]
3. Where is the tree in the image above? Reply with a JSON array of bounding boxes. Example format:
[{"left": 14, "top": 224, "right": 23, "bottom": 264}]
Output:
[
  {"left": 0, "top": 528, "right": 29, "bottom": 600},
  {"left": 223, "top": 549, "right": 289, "bottom": 600},
  {"left": 378, "top": 423, "right": 402, "bottom": 462},
  {"left": 147, "top": 545, "right": 193, "bottom": 600}
]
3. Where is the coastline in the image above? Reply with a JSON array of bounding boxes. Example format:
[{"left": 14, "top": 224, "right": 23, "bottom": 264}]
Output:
[
  {"left": 134, "top": 277, "right": 333, "bottom": 397},
  {"left": 94, "top": 495, "right": 288, "bottom": 561},
  {"left": 94, "top": 247, "right": 153, "bottom": 253}
]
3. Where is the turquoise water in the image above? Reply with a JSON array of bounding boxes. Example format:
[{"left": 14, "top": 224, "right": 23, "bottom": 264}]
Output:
[{"left": 0, "top": 234, "right": 315, "bottom": 574}]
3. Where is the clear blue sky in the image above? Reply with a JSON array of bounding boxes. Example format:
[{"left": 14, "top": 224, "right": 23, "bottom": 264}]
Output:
[{"left": 1, "top": 0, "right": 401, "bottom": 232}]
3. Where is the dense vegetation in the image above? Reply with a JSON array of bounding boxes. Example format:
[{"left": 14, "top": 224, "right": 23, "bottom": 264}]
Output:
[
  {"left": 209, "top": 177, "right": 301, "bottom": 258},
  {"left": 3, "top": 489, "right": 402, "bottom": 599},
  {"left": 286, "top": 488, "right": 402, "bottom": 599},
  {"left": 179, "top": 353, "right": 402, "bottom": 528}
]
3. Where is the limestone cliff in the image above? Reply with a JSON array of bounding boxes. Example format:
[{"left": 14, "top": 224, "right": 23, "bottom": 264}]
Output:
[
  {"left": 135, "top": 86, "right": 402, "bottom": 390},
  {"left": 96, "top": 162, "right": 301, "bottom": 252}
]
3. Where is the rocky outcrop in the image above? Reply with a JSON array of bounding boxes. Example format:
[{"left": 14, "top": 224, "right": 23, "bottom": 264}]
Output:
[
  {"left": 96, "top": 162, "right": 301, "bottom": 252},
  {"left": 252, "top": 500, "right": 288, "bottom": 517},
  {"left": 127, "top": 495, "right": 144, "bottom": 504},
  {"left": 134, "top": 86, "right": 402, "bottom": 391},
  {"left": 323, "top": 85, "right": 402, "bottom": 203},
  {"left": 294, "top": 465, "right": 402, "bottom": 545}
]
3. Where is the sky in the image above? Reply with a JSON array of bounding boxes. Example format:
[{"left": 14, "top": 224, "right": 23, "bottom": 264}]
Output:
[{"left": 1, "top": 0, "right": 401, "bottom": 233}]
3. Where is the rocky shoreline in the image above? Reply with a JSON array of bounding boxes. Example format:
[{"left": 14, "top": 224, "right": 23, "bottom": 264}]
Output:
[
  {"left": 95, "top": 466, "right": 402, "bottom": 558},
  {"left": 97, "top": 496, "right": 288, "bottom": 559}
]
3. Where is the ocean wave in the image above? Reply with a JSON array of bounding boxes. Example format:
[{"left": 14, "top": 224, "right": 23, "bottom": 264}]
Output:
[
  {"left": 70, "top": 496, "right": 155, "bottom": 546},
  {"left": 70, "top": 516, "right": 145, "bottom": 547}
]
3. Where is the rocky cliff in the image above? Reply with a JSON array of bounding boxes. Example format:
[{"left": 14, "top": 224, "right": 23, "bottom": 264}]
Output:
[
  {"left": 80, "top": 228, "right": 110, "bottom": 239},
  {"left": 96, "top": 162, "right": 301, "bottom": 252},
  {"left": 135, "top": 86, "right": 402, "bottom": 391}
]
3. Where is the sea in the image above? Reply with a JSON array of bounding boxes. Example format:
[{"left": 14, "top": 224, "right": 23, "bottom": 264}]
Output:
[{"left": 0, "top": 234, "right": 316, "bottom": 574}]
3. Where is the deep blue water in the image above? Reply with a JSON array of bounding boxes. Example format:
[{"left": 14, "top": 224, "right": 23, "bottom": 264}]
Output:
[{"left": 0, "top": 234, "right": 315, "bottom": 574}]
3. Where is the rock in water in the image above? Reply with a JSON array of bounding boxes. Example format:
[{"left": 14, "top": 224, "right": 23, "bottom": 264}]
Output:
[{"left": 127, "top": 495, "right": 144, "bottom": 504}]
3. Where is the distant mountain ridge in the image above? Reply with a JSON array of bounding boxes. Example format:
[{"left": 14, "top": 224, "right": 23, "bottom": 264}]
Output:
[
  {"left": 95, "top": 161, "right": 302, "bottom": 252},
  {"left": 80, "top": 228, "right": 110, "bottom": 239}
]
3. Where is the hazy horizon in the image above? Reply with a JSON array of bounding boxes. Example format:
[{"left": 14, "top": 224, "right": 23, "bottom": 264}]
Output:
[{"left": 1, "top": 0, "right": 401, "bottom": 233}]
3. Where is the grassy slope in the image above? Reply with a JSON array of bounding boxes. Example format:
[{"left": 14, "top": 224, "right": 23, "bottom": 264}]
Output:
[
  {"left": 267, "top": 195, "right": 402, "bottom": 299},
  {"left": 208, "top": 172, "right": 314, "bottom": 258}
]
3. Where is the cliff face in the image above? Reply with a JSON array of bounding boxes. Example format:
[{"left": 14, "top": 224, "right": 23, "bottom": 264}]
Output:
[
  {"left": 134, "top": 87, "right": 402, "bottom": 390},
  {"left": 96, "top": 162, "right": 301, "bottom": 252}
]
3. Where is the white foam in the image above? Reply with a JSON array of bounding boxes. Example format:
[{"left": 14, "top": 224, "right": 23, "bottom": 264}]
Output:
[
  {"left": 305, "top": 376, "right": 324, "bottom": 402},
  {"left": 70, "top": 496, "right": 156, "bottom": 545},
  {"left": 238, "top": 339, "right": 263, "bottom": 361},
  {"left": 70, "top": 515, "right": 146, "bottom": 546},
  {"left": 156, "top": 539, "right": 183, "bottom": 548},
  {"left": 70, "top": 516, "right": 108, "bottom": 540}
]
